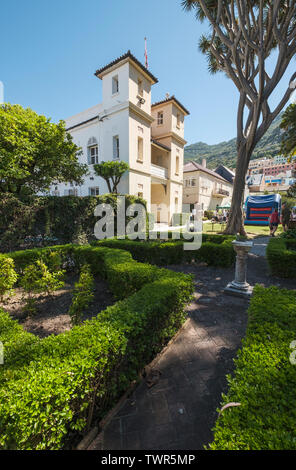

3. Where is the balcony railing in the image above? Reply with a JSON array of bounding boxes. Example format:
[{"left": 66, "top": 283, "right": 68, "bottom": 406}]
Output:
[
  {"left": 212, "top": 188, "right": 230, "bottom": 197},
  {"left": 151, "top": 164, "right": 168, "bottom": 179}
]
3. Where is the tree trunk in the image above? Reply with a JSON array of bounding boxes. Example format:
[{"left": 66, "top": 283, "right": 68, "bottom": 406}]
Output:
[{"left": 224, "top": 145, "right": 251, "bottom": 235}]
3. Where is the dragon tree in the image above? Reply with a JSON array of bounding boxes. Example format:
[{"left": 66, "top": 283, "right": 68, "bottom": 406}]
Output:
[{"left": 183, "top": 0, "right": 296, "bottom": 234}]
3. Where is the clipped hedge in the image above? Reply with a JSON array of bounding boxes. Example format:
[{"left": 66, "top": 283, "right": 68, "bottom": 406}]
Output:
[
  {"left": 95, "top": 234, "right": 236, "bottom": 268},
  {"left": 210, "top": 285, "right": 296, "bottom": 450},
  {"left": 0, "top": 193, "right": 147, "bottom": 252},
  {"left": 266, "top": 237, "right": 296, "bottom": 278},
  {"left": 0, "top": 244, "right": 193, "bottom": 450}
]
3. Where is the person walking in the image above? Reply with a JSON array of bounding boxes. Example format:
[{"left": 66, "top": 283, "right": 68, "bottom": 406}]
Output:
[
  {"left": 269, "top": 208, "right": 280, "bottom": 237},
  {"left": 280, "top": 203, "right": 291, "bottom": 232}
]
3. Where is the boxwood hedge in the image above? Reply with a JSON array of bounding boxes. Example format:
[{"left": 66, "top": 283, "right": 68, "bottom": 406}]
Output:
[
  {"left": 266, "top": 238, "right": 296, "bottom": 278},
  {"left": 95, "top": 233, "right": 236, "bottom": 268},
  {"left": 0, "top": 244, "right": 193, "bottom": 450},
  {"left": 210, "top": 285, "right": 296, "bottom": 450}
]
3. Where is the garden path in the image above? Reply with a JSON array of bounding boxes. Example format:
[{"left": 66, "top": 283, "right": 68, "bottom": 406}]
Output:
[{"left": 88, "top": 236, "right": 295, "bottom": 450}]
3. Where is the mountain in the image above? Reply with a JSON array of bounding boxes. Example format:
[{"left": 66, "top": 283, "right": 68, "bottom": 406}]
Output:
[{"left": 184, "top": 112, "right": 283, "bottom": 169}]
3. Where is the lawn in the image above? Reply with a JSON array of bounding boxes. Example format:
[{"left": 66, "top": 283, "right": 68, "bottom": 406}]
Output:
[{"left": 203, "top": 221, "right": 283, "bottom": 238}]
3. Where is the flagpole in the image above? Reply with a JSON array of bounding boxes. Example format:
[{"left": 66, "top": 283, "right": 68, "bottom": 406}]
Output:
[{"left": 144, "top": 37, "right": 148, "bottom": 69}]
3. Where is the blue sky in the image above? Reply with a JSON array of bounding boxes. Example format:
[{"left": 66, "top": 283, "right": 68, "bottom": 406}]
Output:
[{"left": 1, "top": 0, "right": 295, "bottom": 145}]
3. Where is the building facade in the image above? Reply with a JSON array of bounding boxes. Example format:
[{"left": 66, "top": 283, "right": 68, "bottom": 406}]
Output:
[
  {"left": 246, "top": 155, "right": 296, "bottom": 192},
  {"left": 49, "top": 51, "right": 189, "bottom": 225},
  {"left": 183, "top": 160, "right": 233, "bottom": 212}
]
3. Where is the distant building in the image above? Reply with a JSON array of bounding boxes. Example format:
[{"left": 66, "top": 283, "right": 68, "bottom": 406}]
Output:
[
  {"left": 215, "top": 165, "right": 235, "bottom": 184},
  {"left": 183, "top": 160, "right": 233, "bottom": 212}
]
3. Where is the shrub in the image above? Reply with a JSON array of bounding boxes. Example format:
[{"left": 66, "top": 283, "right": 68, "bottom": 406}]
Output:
[
  {"left": 68, "top": 264, "right": 95, "bottom": 326},
  {"left": 95, "top": 235, "right": 235, "bottom": 268},
  {"left": 209, "top": 286, "right": 296, "bottom": 450},
  {"left": 266, "top": 238, "right": 296, "bottom": 278},
  {"left": 21, "top": 260, "right": 65, "bottom": 296},
  {"left": 0, "top": 257, "right": 18, "bottom": 302},
  {"left": 0, "top": 194, "right": 147, "bottom": 252},
  {"left": 280, "top": 228, "right": 296, "bottom": 239},
  {"left": 20, "top": 260, "right": 65, "bottom": 315},
  {"left": 204, "top": 210, "right": 214, "bottom": 220},
  {"left": 0, "top": 244, "right": 194, "bottom": 449}
]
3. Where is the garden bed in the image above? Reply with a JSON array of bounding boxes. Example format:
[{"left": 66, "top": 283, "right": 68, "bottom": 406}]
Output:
[
  {"left": 209, "top": 285, "right": 296, "bottom": 450},
  {"left": 0, "top": 274, "right": 114, "bottom": 338},
  {"left": 0, "top": 244, "right": 194, "bottom": 450}
]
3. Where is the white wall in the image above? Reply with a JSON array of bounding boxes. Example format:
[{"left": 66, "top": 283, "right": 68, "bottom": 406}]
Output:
[{"left": 102, "top": 62, "right": 130, "bottom": 110}]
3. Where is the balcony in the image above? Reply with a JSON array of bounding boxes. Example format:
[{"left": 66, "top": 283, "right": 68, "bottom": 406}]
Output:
[
  {"left": 151, "top": 164, "right": 168, "bottom": 180},
  {"left": 212, "top": 187, "right": 230, "bottom": 197}
]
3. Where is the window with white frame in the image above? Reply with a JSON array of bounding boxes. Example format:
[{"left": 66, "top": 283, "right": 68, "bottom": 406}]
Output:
[
  {"left": 87, "top": 137, "right": 99, "bottom": 165},
  {"left": 113, "top": 135, "right": 120, "bottom": 159},
  {"left": 176, "top": 113, "right": 181, "bottom": 129},
  {"left": 112, "top": 75, "right": 119, "bottom": 94},
  {"left": 157, "top": 111, "right": 164, "bottom": 125},
  {"left": 191, "top": 178, "right": 196, "bottom": 187},
  {"left": 89, "top": 187, "right": 100, "bottom": 196},
  {"left": 137, "top": 136, "right": 144, "bottom": 162}
]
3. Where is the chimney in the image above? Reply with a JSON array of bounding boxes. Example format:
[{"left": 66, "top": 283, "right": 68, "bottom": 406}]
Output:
[{"left": 202, "top": 158, "right": 207, "bottom": 168}]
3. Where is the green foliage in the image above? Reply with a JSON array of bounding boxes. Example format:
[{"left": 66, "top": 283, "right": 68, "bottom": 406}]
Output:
[
  {"left": 46, "top": 251, "right": 63, "bottom": 272},
  {"left": 0, "top": 257, "right": 18, "bottom": 301},
  {"left": 0, "top": 194, "right": 146, "bottom": 252},
  {"left": 21, "top": 260, "right": 65, "bottom": 296},
  {"left": 93, "top": 161, "right": 129, "bottom": 193},
  {"left": 266, "top": 237, "right": 296, "bottom": 278},
  {"left": 287, "top": 182, "right": 296, "bottom": 198},
  {"left": 184, "top": 112, "right": 283, "bottom": 169},
  {"left": 0, "top": 244, "right": 194, "bottom": 449},
  {"left": 68, "top": 265, "right": 95, "bottom": 326},
  {"left": 95, "top": 233, "right": 235, "bottom": 268},
  {"left": 210, "top": 285, "right": 296, "bottom": 450},
  {"left": 204, "top": 210, "right": 214, "bottom": 220},
  {"left": 280, "top": 229, "right": 296, "bottom": 240},
  {"left": 0, "top": 103, "right": 87, "bottom": 195},
  {"left": 280, "top": 103, "right": 296, "bottom": 159},
  {"left": 20, "top": 260, "right": 65, "bottom": 315}
]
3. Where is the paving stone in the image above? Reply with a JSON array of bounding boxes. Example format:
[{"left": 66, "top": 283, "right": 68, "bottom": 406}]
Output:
[
  {"left": 139, "top": 423, "right": 178, "bottom": 450},
  {"left": 88, "top": 256, "right": 292, "bottom": 450},
  {"left": 122, "top": 431, "right": 142, "bottom": 450}
]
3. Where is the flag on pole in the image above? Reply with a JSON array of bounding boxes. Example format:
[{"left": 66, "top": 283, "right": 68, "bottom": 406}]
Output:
[{"left": 144, "top": 37, "right": 148, "bottom": 69}]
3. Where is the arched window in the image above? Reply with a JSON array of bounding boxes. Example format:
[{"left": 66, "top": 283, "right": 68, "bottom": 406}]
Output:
[{"left": 87, "top": 137, "right": 99, "bottom": 165}]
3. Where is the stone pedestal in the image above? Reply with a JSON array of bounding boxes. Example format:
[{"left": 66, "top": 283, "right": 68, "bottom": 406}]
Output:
[{"left": 224, "top": 240, "right": 253, "bottom": 299}]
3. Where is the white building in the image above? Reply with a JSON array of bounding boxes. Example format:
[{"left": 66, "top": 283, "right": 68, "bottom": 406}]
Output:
[
  {"left": 183, "top": 160, "right": 233, "bottom": 212},
  {"left": 50, "top": 51, "right": 189, "bottom": 224}
]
